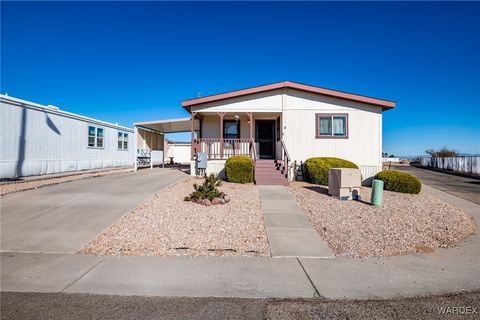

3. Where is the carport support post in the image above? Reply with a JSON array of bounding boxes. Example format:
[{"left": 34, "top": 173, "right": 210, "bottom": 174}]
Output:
[
  {"left": 217, "top": 112, "right": 226, "bottom": 158},
  {"left": 134, "top": 126, "right": 138, "bottom": 172},
  {"left": 191, "top": 112, "right": 197, "bottom": 160}
]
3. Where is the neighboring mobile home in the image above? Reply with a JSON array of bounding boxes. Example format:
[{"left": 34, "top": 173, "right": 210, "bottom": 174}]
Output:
[
  {"left": 0, "top": 94, "right": 135, "bottom": 179},
  {"left": 138, "top": 81, "right": 396, "bottom": 184}
]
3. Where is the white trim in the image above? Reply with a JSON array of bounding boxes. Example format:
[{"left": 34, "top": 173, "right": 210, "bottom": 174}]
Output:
[{"left": 0, "top": 94, "right": 134, "bottom": 132}]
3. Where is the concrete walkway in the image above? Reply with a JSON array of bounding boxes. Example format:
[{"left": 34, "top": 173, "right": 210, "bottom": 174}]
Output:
[
  {"left": 1, "top": 178, "right": 479, "bottom": 300},
  {"left": 1, "top": 168, "right": 187, "bottom": 253},
  {"left": 258, "top": 186, "right": 334, "bottom": 258}
]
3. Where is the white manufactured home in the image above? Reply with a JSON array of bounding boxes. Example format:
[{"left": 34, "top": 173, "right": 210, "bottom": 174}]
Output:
[
  {"left": 136, "top": 81, "right": 396, "bottom": 185},
  {"left": 0, "top": 94, "right": 135, "bottom": 179}
]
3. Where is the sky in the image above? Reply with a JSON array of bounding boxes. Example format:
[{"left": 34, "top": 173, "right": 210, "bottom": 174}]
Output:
[{"left": 1, "top": 2, "right": 479, "bottom": 156}]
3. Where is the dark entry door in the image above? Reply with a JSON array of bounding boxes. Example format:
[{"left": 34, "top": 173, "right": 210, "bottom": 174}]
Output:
[{"left": 255, "top": 120, "right": 275, "bottom": 159}]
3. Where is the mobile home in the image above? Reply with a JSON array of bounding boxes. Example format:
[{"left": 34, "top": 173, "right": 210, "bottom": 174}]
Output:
[
  {"left": 137, "top": 81, "right": 395, "bottom": 184},
  {"left": 0, "top": 94, "right": 135, "bottom": 179}
]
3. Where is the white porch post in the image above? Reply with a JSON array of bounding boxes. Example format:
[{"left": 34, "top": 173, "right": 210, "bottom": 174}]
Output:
[
  {"left": 217, "top": 112, "right": 226, "bottom": 158},
  {"left": 191, "top": 112, "right": 197, "bottom": 160}
]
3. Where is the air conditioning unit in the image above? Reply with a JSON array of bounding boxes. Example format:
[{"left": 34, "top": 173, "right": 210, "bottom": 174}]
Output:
[{"left": 328, "top": 168, "right": 362, "bottom": 201}]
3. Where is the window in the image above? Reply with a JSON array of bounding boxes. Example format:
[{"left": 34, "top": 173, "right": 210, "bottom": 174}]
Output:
[
  {"left": 88, "top": 126, "right": 104, "bottom": 148},
  {"left": 223, "top": 120, "right": 240, "bottom": 139},
  {"left": 315, "top": 114, "right": 348, "bottom": 138},
  {"left": 118, "top": 131, "right": 129, "bottom": 150}
]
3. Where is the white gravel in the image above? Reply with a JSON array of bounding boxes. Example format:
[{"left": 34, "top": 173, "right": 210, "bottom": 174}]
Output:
[
  {"left": 0, "top": 168, "right": 132, "bottom": 196},
  {"left": 289, "top": 182, "right": 476, "bottom": 258},
  {"left": 81, "top": 178, "right": 270, "bottom": 257}
]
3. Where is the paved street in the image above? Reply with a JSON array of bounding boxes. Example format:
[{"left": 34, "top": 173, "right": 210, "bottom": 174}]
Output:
[
  {"left": 392, "top": 164, "right": 480, "bottom": 204},
  {"left": 0, "top": 168, "right": 187, "bottom": 253},
  {"left": 2, "top": 291, "right": 479, "bottom": 320}
]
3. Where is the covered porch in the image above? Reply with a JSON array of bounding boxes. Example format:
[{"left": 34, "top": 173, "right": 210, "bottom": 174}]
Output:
[{"left": 191, "top": 112, "right": 283, "bottom": 160}]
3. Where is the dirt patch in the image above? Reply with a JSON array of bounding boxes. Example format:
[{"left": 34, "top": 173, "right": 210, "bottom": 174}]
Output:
[
  {"left": 81, "top": 178, "right": 270, "bottom": 257},
  {"left": 289, "top": 182, "right": 476, "bottom": 258}
]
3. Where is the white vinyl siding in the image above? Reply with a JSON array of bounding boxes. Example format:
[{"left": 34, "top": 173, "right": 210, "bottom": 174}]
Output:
[{"left": 0, "top": 95, "right": 134, "bottom": 179}]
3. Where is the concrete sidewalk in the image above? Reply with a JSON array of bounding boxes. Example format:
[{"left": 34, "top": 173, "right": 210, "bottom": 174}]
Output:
[
  {"left": 1, "top": 253, "right": 316, "bottom": 298},
  {"left": 2, "top": 180, "right": 479, "bottom": 300},
  {"left": 258, "top": 186, "right": 333, "bottom": 258}
]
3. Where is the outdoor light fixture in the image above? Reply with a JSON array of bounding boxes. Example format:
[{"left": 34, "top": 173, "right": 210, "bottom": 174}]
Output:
[{"left": 234, "top": 114, "right": 240, "bottom": 120}]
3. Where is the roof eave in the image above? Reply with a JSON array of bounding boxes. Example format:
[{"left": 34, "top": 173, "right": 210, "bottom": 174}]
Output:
[{"left": 181, "top": 81, "right": 395, "bottom": 111}]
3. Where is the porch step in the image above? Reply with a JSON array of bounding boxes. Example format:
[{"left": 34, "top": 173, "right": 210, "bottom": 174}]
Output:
[
  {"left": 255, "top": 177, "right": 289, "bottom": 186},
  {"left": 254, "top": 160, "right": 289, "bottom": 186}
]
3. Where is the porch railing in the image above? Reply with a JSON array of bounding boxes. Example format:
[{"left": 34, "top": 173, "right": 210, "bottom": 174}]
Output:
[{"left": 193, "top": 138, "right": 252, "bottom": 159}]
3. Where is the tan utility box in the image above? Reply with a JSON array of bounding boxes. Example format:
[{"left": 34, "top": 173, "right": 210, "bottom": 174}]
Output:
[{"left": 328, "top": 168, "right": 362, "bottom": 201}]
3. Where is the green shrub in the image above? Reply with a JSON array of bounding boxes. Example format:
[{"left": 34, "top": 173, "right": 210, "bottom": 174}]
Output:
[
  {"left": 374, "top": 170, "right": 421, "bottom": 194},
  {"left": 304, "top": 157, "right": 359, "bottom": 185},
  {"left": 185, "top": 174, "right": 222, "bottom": 201},
  {"left": 225, "top": 156, "right": 254, "bottom": 183}
]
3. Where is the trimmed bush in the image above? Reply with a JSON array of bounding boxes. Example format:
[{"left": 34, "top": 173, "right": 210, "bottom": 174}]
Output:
[
  {"left": 374, "top": 170, "right": 421, "bottom": 194},
  {"left": 225, "top": 156, "right": 254, "bottom": 183},
  {"left": 304, "top": 157, "right": 359, "bottom": 185}
]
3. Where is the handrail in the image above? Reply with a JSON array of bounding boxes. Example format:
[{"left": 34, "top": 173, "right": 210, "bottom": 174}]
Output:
[
  {"left": 281, "top": 139, "right": 291, "bottom": 162},
  {"left": 280, "top": 139, "right": 291, "bottom": 180}
]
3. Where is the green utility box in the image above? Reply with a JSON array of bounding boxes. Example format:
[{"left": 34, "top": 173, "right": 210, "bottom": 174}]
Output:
[{"left": 371, "top": 179, "right": 384, "bottom": 207}]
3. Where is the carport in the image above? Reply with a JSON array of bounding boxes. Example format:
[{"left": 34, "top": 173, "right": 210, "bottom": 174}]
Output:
[{"left": 134, "top": 117, "right": 199, "bottom": 168}]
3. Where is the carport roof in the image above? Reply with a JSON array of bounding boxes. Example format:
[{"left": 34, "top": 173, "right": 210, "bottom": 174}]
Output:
[{"left": 134, "top": 117, "right": 199, "bottom": 133}]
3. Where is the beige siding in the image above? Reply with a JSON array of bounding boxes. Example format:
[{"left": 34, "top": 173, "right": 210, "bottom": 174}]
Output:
[
  {"left": 191, "top": 89, "right": 283, "bottom": 113},
  {"left": 165, "top": 143, "right": 191, "bottom": 163},
  {"left": 189, "top": 88, "right": 384, "bottom": 179},
  {"left": 283, "top": 89, "right": 382, "bottom": 167}
]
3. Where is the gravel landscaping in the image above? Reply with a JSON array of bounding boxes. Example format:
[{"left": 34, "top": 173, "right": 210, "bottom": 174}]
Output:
[
  {"left": 81, "top": 178, "right": 270, "bottom": 257},
  {"left": 289, "top": 182, "right": 476, "bottom": 258},
  {"left": 0, "top": 168, "right": 132, "bottom": 196}
]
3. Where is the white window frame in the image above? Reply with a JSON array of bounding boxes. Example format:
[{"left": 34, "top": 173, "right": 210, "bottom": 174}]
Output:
[
  {"left": 118, "top": 131, "right": 129, "bottom": 150},
  {"left": 88, "top": 125, "right": 105, "bottom": 148}
]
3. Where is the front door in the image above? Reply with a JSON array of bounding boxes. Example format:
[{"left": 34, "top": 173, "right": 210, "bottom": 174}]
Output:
[{"left": 255, "top": 120, "right": 275, "bottom": 159}]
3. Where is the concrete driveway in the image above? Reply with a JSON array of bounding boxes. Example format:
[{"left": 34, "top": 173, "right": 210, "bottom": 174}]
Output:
[
  {"left": 392, "top": 164, "right": 480, "bottom": 204},
  {"left": 0, "top": 168, "right": 187, "bottom": 253}
]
